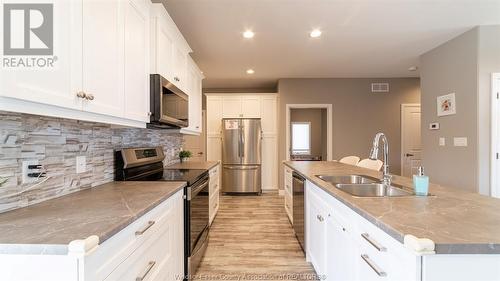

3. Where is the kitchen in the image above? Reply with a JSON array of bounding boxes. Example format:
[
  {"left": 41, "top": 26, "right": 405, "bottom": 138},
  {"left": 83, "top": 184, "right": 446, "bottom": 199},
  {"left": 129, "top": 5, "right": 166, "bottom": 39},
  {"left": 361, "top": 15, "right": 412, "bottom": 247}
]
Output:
[{"left": 0, "top": 1, "right": 500, "bottom": 281}]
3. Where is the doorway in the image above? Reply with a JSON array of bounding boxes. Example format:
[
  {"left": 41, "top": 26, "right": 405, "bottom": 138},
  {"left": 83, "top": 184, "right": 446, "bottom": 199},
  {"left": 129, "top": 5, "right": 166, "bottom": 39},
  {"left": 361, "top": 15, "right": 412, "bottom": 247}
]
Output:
[
  {"left": 401, "top": 104, "right": 422, "bottom": 177},
  {"left": 183, "top": 110, "right": 207, "bottom": 162},
  {"left": 285, "top": 104, "right": 333, "bottom": 161}
]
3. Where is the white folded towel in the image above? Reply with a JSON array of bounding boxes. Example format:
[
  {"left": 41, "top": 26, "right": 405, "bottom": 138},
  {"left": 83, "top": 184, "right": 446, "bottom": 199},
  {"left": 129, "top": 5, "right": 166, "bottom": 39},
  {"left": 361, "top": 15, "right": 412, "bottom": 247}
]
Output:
[{"left": 404, "top": 234, "right": 435, "bottom": 255}]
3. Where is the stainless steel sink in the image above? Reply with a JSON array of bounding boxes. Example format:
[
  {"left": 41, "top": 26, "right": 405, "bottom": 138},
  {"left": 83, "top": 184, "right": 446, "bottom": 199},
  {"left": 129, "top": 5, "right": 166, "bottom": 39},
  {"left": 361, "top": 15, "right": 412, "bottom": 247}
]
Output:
[
  {"left": 316, "top": 174, "right": 415, "bottom": 197},
  {"left": 316, "top": 175, "right": 377, "bottom": 185},
  {"left": 335, "top": 183, "right": 414, "bottom": 197}
]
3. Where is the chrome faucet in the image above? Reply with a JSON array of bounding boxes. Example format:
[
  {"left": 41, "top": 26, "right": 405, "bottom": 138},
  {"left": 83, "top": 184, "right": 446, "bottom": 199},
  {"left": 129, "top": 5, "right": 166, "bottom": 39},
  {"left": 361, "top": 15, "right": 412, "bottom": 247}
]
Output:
[{"left": 369, "top": 133, "right": 392, "bottom": 186}]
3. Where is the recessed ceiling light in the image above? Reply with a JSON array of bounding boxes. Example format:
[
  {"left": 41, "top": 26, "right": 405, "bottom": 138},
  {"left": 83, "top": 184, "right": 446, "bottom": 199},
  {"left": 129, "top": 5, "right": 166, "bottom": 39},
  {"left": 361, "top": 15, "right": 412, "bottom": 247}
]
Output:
[
  {"left": 243, "top": 30, "right": 255, "bottom": 39},
  {"left": 246, "top": 69, "right": 255, "bottom": 74},
  {"left": 408, "top": 66, "right": 418, "bottom": 71},
  {"left": 310, "top": 29, "right": 322, "bottom": 38}
]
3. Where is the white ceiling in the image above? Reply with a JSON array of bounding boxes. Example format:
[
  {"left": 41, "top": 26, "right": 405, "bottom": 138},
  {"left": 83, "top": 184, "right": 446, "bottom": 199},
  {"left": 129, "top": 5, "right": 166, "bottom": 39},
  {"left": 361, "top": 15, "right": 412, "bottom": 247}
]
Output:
[{"left": 161, "top": 0, "right": 500, "bottom": 89}]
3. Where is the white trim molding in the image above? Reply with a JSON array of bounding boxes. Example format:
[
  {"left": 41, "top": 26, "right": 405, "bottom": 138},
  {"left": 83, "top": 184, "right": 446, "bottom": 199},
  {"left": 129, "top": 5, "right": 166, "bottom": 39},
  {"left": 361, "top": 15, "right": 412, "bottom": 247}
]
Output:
[
  {"left": 400, "top": 103, "right": 421, "bottom": 177},
  {"left": 285, "top": 104, "right": 333, "bottom": 161}
]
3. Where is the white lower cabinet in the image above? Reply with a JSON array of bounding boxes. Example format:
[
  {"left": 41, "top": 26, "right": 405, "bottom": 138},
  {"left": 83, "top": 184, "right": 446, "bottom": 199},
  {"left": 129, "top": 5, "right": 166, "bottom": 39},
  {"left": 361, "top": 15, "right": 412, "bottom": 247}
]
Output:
[
  {"left": 305, "top": 180, "right": 421, "bottom": 281},
  {"left": 209, "top": 164, "right": 221, "bottom": 225},
  {"left": 0, "top": 190, "right": 184, "bottom": 281}
]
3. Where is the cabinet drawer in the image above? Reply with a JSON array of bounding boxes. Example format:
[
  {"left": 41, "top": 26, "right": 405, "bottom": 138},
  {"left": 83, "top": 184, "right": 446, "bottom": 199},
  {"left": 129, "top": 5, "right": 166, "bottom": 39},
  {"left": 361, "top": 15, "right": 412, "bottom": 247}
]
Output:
[
  {"left": 85, "top": 191, "right": 182, "bottom": 281},
  {"left": 209, "top": 165, "right": 219, "bottom": 177},
  {"left": 104, "top": 214, "right": 176, "bottom": 281}
]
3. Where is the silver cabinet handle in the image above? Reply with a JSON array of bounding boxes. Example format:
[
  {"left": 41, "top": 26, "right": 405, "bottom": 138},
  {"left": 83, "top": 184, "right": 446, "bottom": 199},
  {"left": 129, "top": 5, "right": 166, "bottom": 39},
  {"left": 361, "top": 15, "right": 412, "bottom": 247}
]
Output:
[
  {"left": 361, "top": 233, "right": 387, "bottom": 252},
  {"left": 316, "top": 215, "right": 324, "bottom": 222},
  {"left": 86, "top": 94, "right": 95, "bottom": 101},
  {"left": 136, "top": 261, "right": 156, "bottom": 281},
  {"left": 76, "top": 91, "right": 86, "bottom": 99},
  {"left": 135, "top": 221, "right": 155, "bottom": 236},
  {"left": 361, "top": 254, "right": 387, "bottom": 277}
]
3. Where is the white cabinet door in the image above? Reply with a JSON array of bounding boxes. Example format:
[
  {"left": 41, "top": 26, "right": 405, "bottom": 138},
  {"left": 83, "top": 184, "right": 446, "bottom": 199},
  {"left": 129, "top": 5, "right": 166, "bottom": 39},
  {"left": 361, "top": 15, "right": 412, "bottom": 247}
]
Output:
[
  {"left": 206, "top": 97, "right": 223, "bottom": 135},
  {"left": 0, "top": 0, "right": 82, "bottom": 110},
  {"left": 172, "top": 45, "right": 187, "bottom": 90},
  {"left": 261, "top": 96, "right": 277, "bottom": 134},
  {"left": 262, "top": 136, "right": 277, "bottom": 190},
  {"left": 241, "top": 96, "right": 261, "bottom": 118},
  {"left": 82, "top": 0, "right": 124, "bottom": 117},
  {"left": 306, "top": 187, "right": 328, "bottom": 276},
  {"left": 124, "top": 0, "right": 149, "bottom": 122},
  {"left": 152, "top": 15, "right": 174, "bottom": 80},
  {"left": 222, "top": 97, "right": 242, "bottom": 118},
  {"left": 207, "top": 136, "right": 222, "bottom": 162},
  {"left": 181, "top": 58, "right": 202, "bottom": 134},
  {"left": 326, "top": 216, "right": 358, "bottom": 281}
]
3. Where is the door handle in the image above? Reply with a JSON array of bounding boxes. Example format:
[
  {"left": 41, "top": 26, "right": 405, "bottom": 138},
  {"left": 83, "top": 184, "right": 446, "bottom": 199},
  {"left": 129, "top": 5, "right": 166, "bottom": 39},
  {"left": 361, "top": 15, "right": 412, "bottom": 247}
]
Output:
[
  {"left": 224, "top": 166, "right": 259, "bottom": 170},
  {"left": 405, "top": 153, "right": 414, "bottom": 157}
]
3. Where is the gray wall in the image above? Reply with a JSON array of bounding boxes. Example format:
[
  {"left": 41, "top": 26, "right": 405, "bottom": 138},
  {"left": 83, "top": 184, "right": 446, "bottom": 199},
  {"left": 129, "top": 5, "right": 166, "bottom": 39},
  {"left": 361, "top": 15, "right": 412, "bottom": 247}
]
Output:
[
  {"left": 0, "top": 111, "right": 183, "bottom": 213},
  {"left": 420, "top": 26, "right": 500, "bottom": 194},
  {"left": 278, "top": 78, "right": 421, "bottom": 189},
  {"left": 290, "top": 108, "right": 326, "bottom": 158}
]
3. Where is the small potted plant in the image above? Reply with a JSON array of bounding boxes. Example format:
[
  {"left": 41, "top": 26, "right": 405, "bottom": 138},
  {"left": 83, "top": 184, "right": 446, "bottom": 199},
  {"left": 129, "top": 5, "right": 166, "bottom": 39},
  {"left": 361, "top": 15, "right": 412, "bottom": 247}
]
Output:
[{"left": 179, "top": 150, "right": 192, "bottom": 163}]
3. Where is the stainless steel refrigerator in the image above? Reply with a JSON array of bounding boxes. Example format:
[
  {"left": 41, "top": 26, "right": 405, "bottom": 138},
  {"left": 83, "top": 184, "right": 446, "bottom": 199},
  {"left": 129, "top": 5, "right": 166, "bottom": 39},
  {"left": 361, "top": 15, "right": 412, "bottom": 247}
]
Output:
[{"left": 221, "top": 118, "right": 262, "bottom": 194}]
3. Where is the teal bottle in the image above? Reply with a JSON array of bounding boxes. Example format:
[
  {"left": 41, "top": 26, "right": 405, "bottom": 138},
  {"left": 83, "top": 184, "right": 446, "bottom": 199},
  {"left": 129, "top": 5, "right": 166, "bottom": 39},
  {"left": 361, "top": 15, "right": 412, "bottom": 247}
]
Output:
[{"left": 413, "top": 166, "right": 429, "bottom": 196}]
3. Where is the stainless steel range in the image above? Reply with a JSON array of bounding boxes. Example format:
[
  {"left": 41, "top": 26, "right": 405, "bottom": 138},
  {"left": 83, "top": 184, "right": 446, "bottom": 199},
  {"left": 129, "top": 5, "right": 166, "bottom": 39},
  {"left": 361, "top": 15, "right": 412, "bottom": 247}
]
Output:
[{"left": 115, "top": 147, "right": 209, "bottom": 280}]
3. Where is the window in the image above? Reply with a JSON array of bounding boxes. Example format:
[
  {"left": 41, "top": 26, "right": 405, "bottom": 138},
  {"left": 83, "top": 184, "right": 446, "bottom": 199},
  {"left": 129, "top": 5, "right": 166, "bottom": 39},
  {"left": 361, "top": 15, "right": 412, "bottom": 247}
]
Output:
[{"left": 291, "top": 122, "right": 311, "bottom": 155}]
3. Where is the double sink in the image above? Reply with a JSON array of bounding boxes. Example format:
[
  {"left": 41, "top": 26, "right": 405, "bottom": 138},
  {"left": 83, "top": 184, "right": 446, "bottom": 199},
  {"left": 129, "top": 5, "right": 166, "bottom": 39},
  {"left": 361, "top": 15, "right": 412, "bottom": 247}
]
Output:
[{"left": 316, "top": 175, "right": 414, "bottom": 197}]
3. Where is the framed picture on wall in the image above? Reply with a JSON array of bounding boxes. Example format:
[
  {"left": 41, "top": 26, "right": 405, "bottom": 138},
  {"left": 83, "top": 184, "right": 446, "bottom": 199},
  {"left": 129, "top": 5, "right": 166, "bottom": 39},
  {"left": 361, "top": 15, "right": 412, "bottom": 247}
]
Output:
[{"left": 437, "top": 93, "right": 456, "bottom": 116}]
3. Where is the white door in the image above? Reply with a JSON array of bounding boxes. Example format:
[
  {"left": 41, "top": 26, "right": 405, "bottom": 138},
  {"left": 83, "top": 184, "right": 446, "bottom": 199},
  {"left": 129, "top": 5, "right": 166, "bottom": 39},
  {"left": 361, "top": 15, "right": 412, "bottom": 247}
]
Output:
[
  {"left": 401, "top": 104, "right": 422, "bottom": 177},
  {"left": 124, "top": 0, "right": 149, "bottom": 122},
  {"left": 82, "top": 0, "right": 124, "bottom": 117},
  {"left": 183, "top": 111, "right": 206, "bottom": 161},
  {"left": 261, "top": 96, "right": 277, "bottom": 134},
  {"left": 493, "top": 75, "right": 500, "bottom": 198},
  {"left": 0, "top": 0, "right": 82, "bottom": 110},
  {"left": 261, "top": 136, "right": 277, "bottom": 190},
  {"left": 172, "top": 45, "right": 186, "bottom": 90},
  {"left": 154, "top": 17, "right": 174, "bottom": 80},
  {"left": 241, "top": 96, "right": 261, "bottom": 118}
]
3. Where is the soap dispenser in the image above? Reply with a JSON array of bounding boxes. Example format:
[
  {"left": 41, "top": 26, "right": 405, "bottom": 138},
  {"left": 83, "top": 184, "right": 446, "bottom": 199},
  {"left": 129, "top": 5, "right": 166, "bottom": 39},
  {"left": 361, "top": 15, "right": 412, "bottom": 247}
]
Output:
[{"left": 413, "top": 166, "right": 429, "bottom": 196}]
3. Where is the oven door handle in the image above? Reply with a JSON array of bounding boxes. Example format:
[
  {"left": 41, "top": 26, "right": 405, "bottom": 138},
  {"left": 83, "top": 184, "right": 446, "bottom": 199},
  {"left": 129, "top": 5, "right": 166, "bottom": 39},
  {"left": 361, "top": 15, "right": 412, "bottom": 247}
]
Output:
[{"left": 187, "top": 180, "right": 209, "bottom": 201}]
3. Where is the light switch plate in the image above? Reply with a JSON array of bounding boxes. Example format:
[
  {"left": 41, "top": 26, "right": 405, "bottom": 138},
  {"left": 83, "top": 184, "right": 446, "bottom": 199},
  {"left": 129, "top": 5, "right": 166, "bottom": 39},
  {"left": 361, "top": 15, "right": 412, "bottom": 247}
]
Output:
[
  {"left": 439, "top": 137, "right": 446, "bottom": 146},
  {"left": 454, "top": 137, "right": 468, "bottom": 147},
  {"left": 76, "top": 156, "right": 86, "bottom": 174}
]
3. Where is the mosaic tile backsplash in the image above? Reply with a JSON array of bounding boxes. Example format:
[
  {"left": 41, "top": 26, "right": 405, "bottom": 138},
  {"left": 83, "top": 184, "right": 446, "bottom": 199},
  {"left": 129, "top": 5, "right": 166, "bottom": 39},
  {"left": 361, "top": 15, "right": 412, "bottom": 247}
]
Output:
[{"left": 0, "top": 111, "right": 183, "bottom": 213}]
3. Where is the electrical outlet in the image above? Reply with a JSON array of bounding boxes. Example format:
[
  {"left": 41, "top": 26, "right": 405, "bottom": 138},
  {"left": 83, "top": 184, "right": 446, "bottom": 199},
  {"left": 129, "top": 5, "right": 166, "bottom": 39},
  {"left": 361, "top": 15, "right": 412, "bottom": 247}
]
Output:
[
  {"left": 22, "top": 160, "right": 39, "bottom": 184},
  {"left": 439, "top": 137, "right": 446, "bottom": 146},
  {"left": 76, "top": 156, "right": 86, "bottom": 174}
]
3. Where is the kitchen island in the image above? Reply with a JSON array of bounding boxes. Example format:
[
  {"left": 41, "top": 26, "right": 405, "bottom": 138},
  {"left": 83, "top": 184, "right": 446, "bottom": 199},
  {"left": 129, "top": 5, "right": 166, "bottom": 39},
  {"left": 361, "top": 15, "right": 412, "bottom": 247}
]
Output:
[{"left": 284, "top": 161, "right": 500, "bottom": 281}]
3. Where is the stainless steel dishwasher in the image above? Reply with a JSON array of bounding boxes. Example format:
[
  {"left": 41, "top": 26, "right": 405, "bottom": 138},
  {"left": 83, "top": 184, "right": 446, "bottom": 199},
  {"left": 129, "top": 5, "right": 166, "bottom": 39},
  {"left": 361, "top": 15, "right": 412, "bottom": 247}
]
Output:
[{"left": 292, "top": 171, "right": 305, "bottom": 252}]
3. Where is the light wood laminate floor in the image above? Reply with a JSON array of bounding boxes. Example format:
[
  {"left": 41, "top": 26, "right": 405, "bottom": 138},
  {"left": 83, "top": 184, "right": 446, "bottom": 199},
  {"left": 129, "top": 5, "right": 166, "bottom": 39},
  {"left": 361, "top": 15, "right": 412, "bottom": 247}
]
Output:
[{"left": 194, "top": 193, "right": 318, "bottom": 281}]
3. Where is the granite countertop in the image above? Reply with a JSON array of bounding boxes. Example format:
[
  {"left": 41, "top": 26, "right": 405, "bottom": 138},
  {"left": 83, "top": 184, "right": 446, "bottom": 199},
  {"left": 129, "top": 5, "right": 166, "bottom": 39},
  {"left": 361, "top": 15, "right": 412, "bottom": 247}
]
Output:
[
  {"left": 285, "top": 161, "right": 500, "bottom": 254},
  {"left": 166, "top": 161, "right": 219, "bottom": 170},
  {"left": 0, "top": 181, "right": 185, "bottom": 246}
]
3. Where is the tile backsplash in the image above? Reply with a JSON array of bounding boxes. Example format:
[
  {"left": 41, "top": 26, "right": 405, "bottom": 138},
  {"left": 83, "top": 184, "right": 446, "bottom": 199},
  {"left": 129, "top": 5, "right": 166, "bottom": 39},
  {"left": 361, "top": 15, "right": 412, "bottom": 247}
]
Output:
[{"left": 0, "top": 111, "right": 183, "bottom": 213}]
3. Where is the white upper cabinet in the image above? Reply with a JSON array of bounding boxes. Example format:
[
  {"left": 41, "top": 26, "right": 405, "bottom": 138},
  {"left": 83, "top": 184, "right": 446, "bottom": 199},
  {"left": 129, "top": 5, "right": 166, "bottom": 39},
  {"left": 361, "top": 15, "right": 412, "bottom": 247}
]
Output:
[
  {"left": 0, "top": 0, "right": 151, "bottom": 127},
  {"left": 206, "top": 96, "right": 223, "bottom": 135},
  {"left": 0, "top": 0, "right": 82, "bottom": 110},
  {"left": 124, "top": 0, "right": 150, "bottom": 122},
  {"left": 241, "top": 96, "right": 261, "bottom": 118},
  {"left": 150, "top": 4, "right": 192, "bottom": 92},
  {"left": 222, "top": 97, "right": 243, "bottom": 118},
  {"left": 180, "top": 56, "right": 204, "bottom": 135},
  {"left": 82, "top": 0, "right": 124, "bottom": 117}
]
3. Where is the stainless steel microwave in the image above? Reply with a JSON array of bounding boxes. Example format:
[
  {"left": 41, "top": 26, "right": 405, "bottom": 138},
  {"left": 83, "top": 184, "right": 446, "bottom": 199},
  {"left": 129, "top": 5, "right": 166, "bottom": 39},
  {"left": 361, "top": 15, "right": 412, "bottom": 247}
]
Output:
[{"left": 148, "top": 74, "right": 189, "bottom": 129}]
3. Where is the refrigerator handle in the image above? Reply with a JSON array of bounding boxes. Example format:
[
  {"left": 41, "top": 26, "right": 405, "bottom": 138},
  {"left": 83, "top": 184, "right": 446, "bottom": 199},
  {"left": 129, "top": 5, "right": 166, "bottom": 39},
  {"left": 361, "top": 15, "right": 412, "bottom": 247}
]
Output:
[
  {"left": 238, "top": 127, "right": 242, "bottom": 158},
  {"left": 241, "top": 127, "right": 245, "bottom": 157}
]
